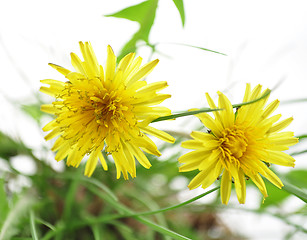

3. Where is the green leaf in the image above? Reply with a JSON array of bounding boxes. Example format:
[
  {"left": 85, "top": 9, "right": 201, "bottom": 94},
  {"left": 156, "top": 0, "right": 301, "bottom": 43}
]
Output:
[
  {"left": 296, "top": 134, "right": 307, "bottom": 141},
  {"left": 0, "top": 131, "right": 31, "bottom": 160},
  {"left": 172, "top": 0, "right": 185, "bottom": 27},
  {"left": 284, "top": 170, "right": 307, "bottom": 189},
  {"left": 0, "top": 195, "right": 35, "bottom": 240},
  {"left": 152, "top": 108, "right": 222, "bottom": 123},
  {"left": 0, "top": 179, "right": 9, "bottom": 225},
  {"left": 129, "top": 187, "right": 219, "bottom": 217},
  {"left": 260, "top": 180, "right": 290, "bottom": 209},
  {"left": 105, "top": 0, "right": 158, "bottom": 59},
  {"left": 30, "top": 211, "right": 39, "bottom": 240},
  {"left": 282, "top": 179, "right": 307, "bottom": 204},
  {"left": 168, "top": 43, "right": 227, "bottom": 56},
  {"left": 21, "top": 103, "right": 45, "bottom": 123},
  {"left": 152, "top": 88, "right": 271, "bottom": 123}
]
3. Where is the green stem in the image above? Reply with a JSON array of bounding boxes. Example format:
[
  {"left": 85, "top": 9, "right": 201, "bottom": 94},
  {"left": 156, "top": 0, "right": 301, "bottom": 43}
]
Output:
[
  {"left": 152, "top": 89, "right": 271, "bottom": 123},
  {"left": 30, "top": 210, "right": 39, "bottom": 240},
  {"left": 281, "top": 180, "right": 307, "bottom": 203},
  {"left": 129, "top": 186, "right": 220, "bottom": 217}
]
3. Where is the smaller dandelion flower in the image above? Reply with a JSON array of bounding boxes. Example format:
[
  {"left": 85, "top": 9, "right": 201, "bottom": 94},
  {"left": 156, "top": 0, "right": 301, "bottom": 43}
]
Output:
[
  {"left": 40, "top": 42, "right": 175, "bottom": 179},
  {"left": 178, "top": 84, "right": 298, "bottom": 204}
]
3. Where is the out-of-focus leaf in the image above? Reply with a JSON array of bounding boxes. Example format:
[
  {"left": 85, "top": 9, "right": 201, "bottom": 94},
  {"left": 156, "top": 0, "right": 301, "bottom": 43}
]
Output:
[
  {"left": 0, "top": 132, "right": 31, "bottom": 160},
  {"left": 259, "top": 180, "right": 290, "bottom": 209},
  {"left": 105, "top": 0, "right": 158, "bottom": 59},
  {"left": 297, "top": 134, "right": 307, "bottom": 141},
  {"left": 282, "top": 180, "right": 307, "bottom": 204},
  {"left": 172, "top": 0, "right": 185, "bottom": 27},
  {"left": 169, "top": 43, "right": 227, "bottom": 56},
  {"left": 284, "top": 170, "right": 307, "bottom": 189},
  {"left": 0, "top": 179, "right": 9, "bottom": 225},
  {"left": 0, "top": 195, "right": 35, "bottom": 240},
  {"left": 21, "top": 103, "right": 45, "bottom": 123}
]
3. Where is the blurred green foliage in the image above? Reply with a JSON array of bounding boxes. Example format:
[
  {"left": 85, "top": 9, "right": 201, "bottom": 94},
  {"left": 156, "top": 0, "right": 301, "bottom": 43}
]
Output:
[{"left": 0, "top": 1, "right": 307, "bottom": 240}]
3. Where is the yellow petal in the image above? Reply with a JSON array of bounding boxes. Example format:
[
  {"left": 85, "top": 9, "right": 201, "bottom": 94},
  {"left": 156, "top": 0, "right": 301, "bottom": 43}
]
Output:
[
  {"left": 98, "top": 151, "right": 108, "bottom": 171},
  {"left": 261, "top": 164, "right": 284, "bottom": 189},
  {"left": 84, "top": 151, "right": 99, "bottom": 177},
  {"left": 218, "top": 92, "right": 234, "bottom": 128},
  {"left": 221, "top": 170, "right": 232, "bottom": 205},
  {"left": 105, "top": 45, "right": 116, "bottom": 82},
  {"left": 117, "top": 52, "right": 135, "bottom": 75},
  {"left": 71, "top": 52, "right": 86, "bottom": 75},
  {"left": 48, "top": 63, "right": 71, "bottom": 76},
  {"left": 126, "top": 59, "right": 159, "bottom": 87},
  {"left": 55, "top": 142, "right": 71, "bottom": 162},
  {"left": 136, "top": 81, "right": 168, "bottom": 95},
  {"left": 249, "top": 174, "right": 268, "bottom": 198},
  {"left": 179, "top": 160, "right": 201, "bottom": 172},
  {"left": 262, "top": 99, "right": 280, "bottom": 119},
  {"left": 243, "top": 83, "right": 251, "bottom": 102},
  {"left": 178, "top": 149, "right": 211, "bottom": 164},
  {"left": 196, "top": 113, "right": 222, "bottom": 137},
  {"left": 267, "top": 117, "right": 293, "bottom": 134},
  {"left": 140, "top": 125, "right": 175, "bottom": 143},
  {"left": 126, "top": 142, "right": 151, "bottom": 169},
  {"left": 235, "top": 168, "right": 246, "bottom": 204},
  {"left": 205, "top": 92, "right": 222, "bottom": 124},
  {"left": 265, "top": 150, "right": 295, "bottom": 167},
  {"left": 41, "top": 104, "right": 57, "bottom": 114},
  {"left": 181, "top": 139, "right": 204, "bottom": 149}
]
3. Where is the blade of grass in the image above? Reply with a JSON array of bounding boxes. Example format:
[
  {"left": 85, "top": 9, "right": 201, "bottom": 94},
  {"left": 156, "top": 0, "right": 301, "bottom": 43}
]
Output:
[
  {"left": 281, "top": 180, "right": 307, "bottom": 203},
  {"left": 232, "top": 89, "right": 271, "bottom": 108},
  {"left": 86, "top": 184, "right": 191, "bottom": 240},
  {"left": 153, "top": 88, "right": 271, "bottom": 123},
  {"left": 0, "top": 196, "right": 34, "bottom": 240},
  {"left": 165, "top": 42, "right": 227, "bottom": 56},
  {"left": 130, "top": 186, "right": 219, "bottom": 217},
  {"left": 152, "top": 108, "right": 221, "bottom": 123},
  {"left": 30, "top": 210, "right": 39, "bottom": 240}
]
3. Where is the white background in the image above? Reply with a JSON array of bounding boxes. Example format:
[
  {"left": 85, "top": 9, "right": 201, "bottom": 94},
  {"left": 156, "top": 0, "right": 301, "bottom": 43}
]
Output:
[{"left": 1, "top": 0, "right": 307, "bottom": 239}]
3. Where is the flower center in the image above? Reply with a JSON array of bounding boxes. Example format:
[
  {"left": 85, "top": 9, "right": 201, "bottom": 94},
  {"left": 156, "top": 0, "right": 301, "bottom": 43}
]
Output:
[
  {"left": 90, "top": 89, "right": 135, "bottom": 129},
  {"left": 219, "top": 126, "right": 248, "bottom": 162}
]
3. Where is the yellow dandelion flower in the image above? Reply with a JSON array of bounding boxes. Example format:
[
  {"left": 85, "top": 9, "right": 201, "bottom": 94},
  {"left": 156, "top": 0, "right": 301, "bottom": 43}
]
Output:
[
  {"left": 179, "top": 84, "right": 298, "bottom": 204},
  {"left": 41, "top": 42, "right": 175, "bottom": 179}
]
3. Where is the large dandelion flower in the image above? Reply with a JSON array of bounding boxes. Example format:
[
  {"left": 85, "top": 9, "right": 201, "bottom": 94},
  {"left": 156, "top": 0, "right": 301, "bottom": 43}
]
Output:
[
  {"left": 179, "top": 84, "right": 298, "bottom": 204},
  {"left": 40, "top": 42, "right": 174, "bottom": 179}
]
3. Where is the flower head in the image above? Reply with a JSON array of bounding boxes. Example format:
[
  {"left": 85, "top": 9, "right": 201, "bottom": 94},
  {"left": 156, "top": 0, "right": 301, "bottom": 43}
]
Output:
[
  {"left": 41, "top": 42, "right": 174, "bottom": 179},
  {"left": 179, "top": 84, "right": 298, "bottom": 204}
]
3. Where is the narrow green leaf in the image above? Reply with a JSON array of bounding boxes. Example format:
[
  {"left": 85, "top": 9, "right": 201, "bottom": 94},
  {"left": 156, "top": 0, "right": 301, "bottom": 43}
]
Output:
[
  {"left": 134, "top": 216, "right": 191, "bottom": 240},
  {"left": 296, "top": 134, "right": 307, "bottom": 141},
  {"left": 153, "top": 88, "right": 271, "bottom": 123},
  {"left": 232, "top": 89, "right": 271, "bottom": 108},
  {"left": 282, "top": 180, "right": 307, "bottom": 203},
  {"left": 35, "top": 218, "right": 55, "bottom": 231},
  {"left": 0, "top": 131, "right": 31, "bottom": 160},
  {"left": 172, "top": 0, "right": 185, "bottom": 27},
  {"left": 130, "top": 187, "right": 219, "bottom": 217},
  {"left": 260, "top": 180, "right": 290, "bottom": 208},
  {"left": 105, "top": 0, "right": 158, "bottom": 59},
  {"left": 284, "top": 170, "right": 307, "bottom": 189},
  {"left": 63, "top": 178, "right": 79, "bottom": 221},
  {"left": 152, "top": 108, "right": 222, "bottom": 123},
  {"left": 21, "top": 103, "right": 45, "bottom": 123},
  {"left": 30, "top": 211, "right": 39, "bottom": 240},
  {"left": 55, "top": 173, "right": 118, "bottom": 202},
  {"left": 80, "top": 176, "right": 118, "bottom": 202},
  {"left": 0, "top": 195, "right": 35, "bottom": 240},
  {"left": 86, "top": 185, "right": 191, "bottom": 240},
  {"left": 0, "top": 179, "right": 9, "bottom": 225},
  {"left": 168, "top": 42, "right": 227, "bottom": 56}
]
